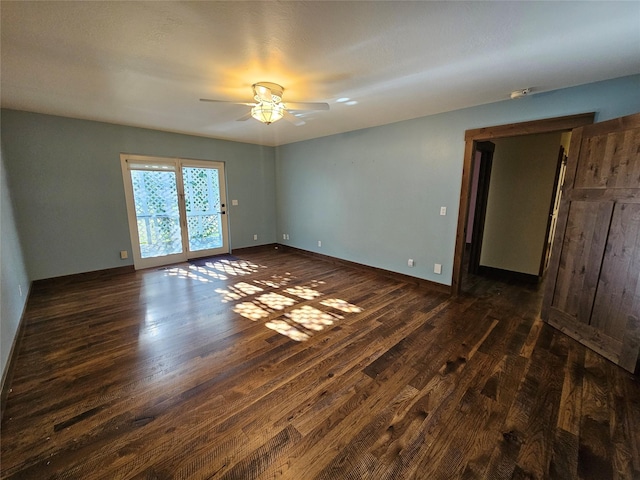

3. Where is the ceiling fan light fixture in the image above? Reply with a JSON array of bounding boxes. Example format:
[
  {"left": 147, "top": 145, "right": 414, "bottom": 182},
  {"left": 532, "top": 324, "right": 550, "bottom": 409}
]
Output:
[
  {"left": 251, "top": 102, "right": 284, "bottom": 125},
  {"left": 201, "top": 81, "right": 328, "bottom": 126}
]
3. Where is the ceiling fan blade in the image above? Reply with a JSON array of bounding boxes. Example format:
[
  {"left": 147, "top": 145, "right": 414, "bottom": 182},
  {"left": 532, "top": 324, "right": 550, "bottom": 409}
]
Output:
[
  {"left": 200, "top": 98, "right": 255, "bottom": 106},
  {"left": 283, "top": 110, "right": 306, "bottom": 126},
  {"left": 254, "top": 85, "right": 273, "bottom": 103},
  {"left": 236, "top": 111, "right": 252, "bottom": 122},
  {"left": 284, "top": 101, "right": 330, "bottom": 111}
]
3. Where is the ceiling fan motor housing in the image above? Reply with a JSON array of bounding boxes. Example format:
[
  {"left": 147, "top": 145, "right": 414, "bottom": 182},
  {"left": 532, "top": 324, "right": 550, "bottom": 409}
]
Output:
[{"left": 253, "top": 82, "right": 284, "bottom": 103}]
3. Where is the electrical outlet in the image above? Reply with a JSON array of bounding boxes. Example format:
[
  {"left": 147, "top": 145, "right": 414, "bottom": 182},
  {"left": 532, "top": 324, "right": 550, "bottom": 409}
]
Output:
[
  {"left": 408, "top": 259, "right": 414, "bottom": 267},
  {"left": 440, "top": 206, "right": 447, "bottom": 216},
  {"left": 232, "top": 199, "right": 238, "bottom": 206},
  {"left": 286, "top": 234, "right": 290, "bottom": 240},
  {"left": 318, "top": 240, "right": 322, "bottom": 247},
  {"left": 434, "top": 263, "right": 442, "bottom": 274},
  {"left": 120, "top": 250, "right": 128, "bottom": 259},
  {"left": 254, "top": 234, "right": 258, "bottom": 240},
  {"left": 283, "top": 233, "right": 287, "bottom": 240}
]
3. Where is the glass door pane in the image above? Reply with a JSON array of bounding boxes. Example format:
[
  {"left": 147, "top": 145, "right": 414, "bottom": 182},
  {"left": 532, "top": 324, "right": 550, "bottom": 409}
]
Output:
[
  {"left": 130, "top": 169, "right": 184, "bottom": 258},
  {"left": 183, "top": 166, "right": 224, "bottom": 252}
]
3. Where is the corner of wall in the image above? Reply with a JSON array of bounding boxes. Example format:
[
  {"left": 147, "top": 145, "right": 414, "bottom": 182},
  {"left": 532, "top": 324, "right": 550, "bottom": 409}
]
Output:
[{"left": 1, "top": 139, "right": 31, "bottom": 406}]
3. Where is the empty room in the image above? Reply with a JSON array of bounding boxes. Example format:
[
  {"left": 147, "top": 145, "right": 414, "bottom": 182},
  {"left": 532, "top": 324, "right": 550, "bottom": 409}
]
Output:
[{"left": 1, "top": 2, "right": 639, "bottom": 479}]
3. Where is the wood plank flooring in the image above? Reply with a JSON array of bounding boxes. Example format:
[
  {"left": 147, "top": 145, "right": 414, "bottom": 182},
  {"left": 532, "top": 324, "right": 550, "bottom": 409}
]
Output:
[{"left": 1, "top": 247, "right": 639, "bottom": 479}]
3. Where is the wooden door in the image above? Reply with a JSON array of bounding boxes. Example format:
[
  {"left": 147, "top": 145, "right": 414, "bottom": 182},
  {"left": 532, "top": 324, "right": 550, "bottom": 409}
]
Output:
[{"left": 542, "top": 112, "right": 640, "bottom": 373}]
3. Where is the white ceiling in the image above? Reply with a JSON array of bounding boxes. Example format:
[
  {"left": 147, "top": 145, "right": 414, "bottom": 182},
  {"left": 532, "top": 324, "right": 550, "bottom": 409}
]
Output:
[{"left": 2, "top": 1, "right": 639, "bottom": 147}]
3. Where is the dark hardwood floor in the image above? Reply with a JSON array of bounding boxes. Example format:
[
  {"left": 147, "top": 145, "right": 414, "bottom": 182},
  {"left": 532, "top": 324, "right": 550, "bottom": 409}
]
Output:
[{"left": 1, "top": 247, "right": 639, "bottom": 479}]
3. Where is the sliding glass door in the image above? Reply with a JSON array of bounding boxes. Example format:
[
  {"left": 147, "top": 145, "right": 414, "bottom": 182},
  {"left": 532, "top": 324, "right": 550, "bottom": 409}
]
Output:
[{"left": 121, "top": 155, "right": 229, "bottom": 269}]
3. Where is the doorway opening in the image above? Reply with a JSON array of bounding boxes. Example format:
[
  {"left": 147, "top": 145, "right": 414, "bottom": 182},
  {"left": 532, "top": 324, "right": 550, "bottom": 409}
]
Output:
[
  {"left": 452, "top": 113, "right": 595, "bottom": 295},
  {"left": 466, "top": 141, "right": 495, "bottom": 275}
]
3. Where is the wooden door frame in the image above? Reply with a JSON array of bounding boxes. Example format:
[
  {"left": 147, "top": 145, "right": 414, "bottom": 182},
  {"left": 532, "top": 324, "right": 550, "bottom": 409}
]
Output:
[{"left": 451, "top": 112, "right": 596, "bottom": 295}]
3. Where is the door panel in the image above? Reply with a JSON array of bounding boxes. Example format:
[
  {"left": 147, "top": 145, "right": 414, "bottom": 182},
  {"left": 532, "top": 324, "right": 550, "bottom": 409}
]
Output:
[
  {"left": 182, "top": 164, "right": 228, "bottom": 257},
  {"left": 575, "top": 129, "right": 640, "bottom": 189},
  {"left": 542, "top": 112, "right": 640, "bottom": 373},
  {"left": 591, "top": 203, "right": 640, "bottom": 337},
  {"left": 550, "top": 200, "right": 612, "bottom": 322},
  {"left": 131, "top": 168, "right": 183, "bottom": 259}
]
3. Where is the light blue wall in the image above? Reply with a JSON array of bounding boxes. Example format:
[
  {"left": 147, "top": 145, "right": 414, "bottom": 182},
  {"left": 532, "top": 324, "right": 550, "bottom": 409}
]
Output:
[
  {"left": 1, "top": 142, "right": 30, "bottom": 384},
  {"left": 1, "top": 111, "right": 277, "bottom": 280},
  {"left": 275, "top": 75, "right": 640, "bottom": 286},
  {"left": 3, "top": 75, "right": 639, "bottom": 286}
]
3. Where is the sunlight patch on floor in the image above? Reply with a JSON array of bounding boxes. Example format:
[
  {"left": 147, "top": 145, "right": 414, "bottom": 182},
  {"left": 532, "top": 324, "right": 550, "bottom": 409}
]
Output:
[
  {"left": 216, "top": 282, "right": 265, "bottom": 303},
  {"left": 255, "top": 293, "right": 297, "bottom": 310},
  {"left": 284, "top": 285, "right": 323, "bottom": 300},
  {"left": 265, "top": 319, "right": 310, "bottom": 342},
  {"left": 233, "top": 302, "right": 269, "bottom": 321},
  {"left": 254, "top": 273, "right": 294, "bottom": 289},
  {"left": 163, "top": 258, "right": 269, "bottom": 283},
  {"left": 209, "top": 259, "right": 263, "bottom": 276},
  {"left": 165, "top": 266, "right": 228, "bottom": 282},
  {"left": 285, "top": 306, "right": 336, "bottom": 331},
  {"left": 320, "top": 298, "right": 363, "bottom": 313},
  {"left": 168, "top": 259, "right": 366, "bottom": 342}
]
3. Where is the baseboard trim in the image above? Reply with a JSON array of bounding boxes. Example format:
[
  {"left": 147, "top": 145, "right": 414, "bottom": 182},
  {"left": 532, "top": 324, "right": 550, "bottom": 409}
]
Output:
[
  {"left": 33, "top": 265, "right": 136, "bottom": 288},
  {"left": 35, "top": 250, "right": 283, "bottom": 286},
  {"left": 278, "top": 245, "right": 451, "bottom": 294},
  {"left": 477, "top": 265, "right": 540, "bottom": 284},
  {"left": 230, "top": 244, "right": 279, "bottom": 255},
  {"left": 1, "top": 282, "right": 31, "bottom": 422}
]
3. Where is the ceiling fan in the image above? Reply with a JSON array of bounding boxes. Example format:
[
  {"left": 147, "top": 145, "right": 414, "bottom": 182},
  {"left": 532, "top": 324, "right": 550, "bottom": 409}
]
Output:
[{"left": 200, "top": 82, "right": 329, "bottom": 126}]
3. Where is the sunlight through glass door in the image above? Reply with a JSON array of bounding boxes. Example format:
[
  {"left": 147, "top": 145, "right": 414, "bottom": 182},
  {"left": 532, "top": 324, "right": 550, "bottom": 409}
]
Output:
[
  {"left": 183, "top": 166, "right": 224, "bottom": 252},
  {"left": 121, "top": 155, "right": 229, "bottom": 270},
  {"left": 131, "top": 168, "right": 183, "bottom": 259}
]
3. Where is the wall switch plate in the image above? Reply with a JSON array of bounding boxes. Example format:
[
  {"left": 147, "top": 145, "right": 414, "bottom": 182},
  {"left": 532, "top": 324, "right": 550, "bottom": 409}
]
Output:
[
  {"left": 318, "top": 240, "right": 322, "bottom": 247},
  {"left": 408, "top": 259, "right": 414, "bottom": 267},
  {"left": 120, "top": 250, "right": 128, "bottom": 259},
  {"left": 254, "top": 234, "right": 258, "bottom": 240},
  {"left": 232, "top": 199, "right": 238, "bottom": 206},
  {"left": 440, "top": 206, "right": 447, "bottom": 216},
  {"left": 434, "top": 263, "right": 442, "bottom": 274}
]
